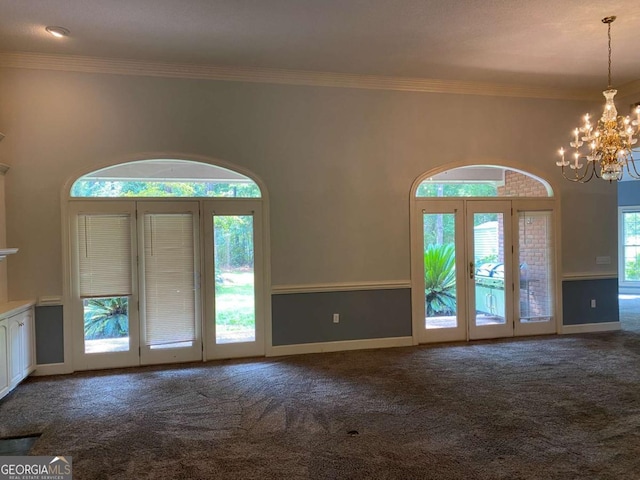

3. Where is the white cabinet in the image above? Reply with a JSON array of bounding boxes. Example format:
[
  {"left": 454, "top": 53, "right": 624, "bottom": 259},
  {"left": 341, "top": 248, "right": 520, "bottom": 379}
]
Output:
[
  {"left": 0, "top": 301, "right": 35, "bottom": 400},
  {"left": 21, "top": 309, "right": 35, "bottom": 377},
  {"left": 9, "top": 315, "right": 22, "bottom": 385},
  {"left": 8, "top": 309, "right": 34, "bottom": 387},
  {"left": 0, "top": 318, "right": 9, "bottom": 399}
]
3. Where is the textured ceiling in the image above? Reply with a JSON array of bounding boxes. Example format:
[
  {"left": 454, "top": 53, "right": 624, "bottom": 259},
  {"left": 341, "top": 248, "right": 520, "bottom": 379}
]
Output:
[{"left": 1, "top": 0, "right": 640, "bottom": 91}]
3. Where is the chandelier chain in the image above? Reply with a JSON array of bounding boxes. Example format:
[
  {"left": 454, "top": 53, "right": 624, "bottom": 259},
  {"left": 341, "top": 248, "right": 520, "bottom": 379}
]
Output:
[{"left": 607, "top": 20, "right": 612, "bottom": 89}]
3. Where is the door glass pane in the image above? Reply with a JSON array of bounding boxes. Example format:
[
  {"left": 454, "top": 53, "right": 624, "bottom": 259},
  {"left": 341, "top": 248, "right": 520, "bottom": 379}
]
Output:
[
  {"left": 623, "top": 212, "right": 640, "bottom": 282},
  {"left": 144, "top": 213, "right": 195, "bottom": 349},
  {"left": 519, "top": 212, "right": 554, "bottom": 323},
  {"left": 84, "top": 296, "right": 129, "bottom": 353},
  {"left": 214, "top": 215, "right": 256, "bottom": 344},
  {"left": 473, "top": 213, "right": 506, "bottom": 325},
  {"left": 423, "top": 213, "right": 457, "bottom": 329}
]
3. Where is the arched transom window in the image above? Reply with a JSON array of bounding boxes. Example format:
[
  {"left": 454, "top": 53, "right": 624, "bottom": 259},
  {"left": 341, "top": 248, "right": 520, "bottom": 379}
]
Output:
[
  {"left": 416, "top": 166, "right": 552, "bottom": 198},
  {"left": 71, "top": 159, "right": 261, "bottom": 198}
]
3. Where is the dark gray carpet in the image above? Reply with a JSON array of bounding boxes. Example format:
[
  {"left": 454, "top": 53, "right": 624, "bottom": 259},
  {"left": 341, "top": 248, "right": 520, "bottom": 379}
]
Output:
[{"left": 1, "top": 304, "right": 640, "bottom": 479}]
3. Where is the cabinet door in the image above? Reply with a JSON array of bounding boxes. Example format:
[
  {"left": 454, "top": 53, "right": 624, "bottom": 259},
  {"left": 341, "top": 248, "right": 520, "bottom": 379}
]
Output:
[
  {"left": 0, "top": 321, "right": 9, "bottom": 398},
  {"left": 21, "top": 309, "right": 35, "bottom": 377},
  {"left": 8, "top": 316, "right": 22, "bottom": 387}
]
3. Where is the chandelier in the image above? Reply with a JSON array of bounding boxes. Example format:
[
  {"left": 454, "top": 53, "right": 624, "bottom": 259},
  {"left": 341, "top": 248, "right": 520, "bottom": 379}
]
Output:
[{"left": 556, "top": 16, "right": 640, "bottom": 182}]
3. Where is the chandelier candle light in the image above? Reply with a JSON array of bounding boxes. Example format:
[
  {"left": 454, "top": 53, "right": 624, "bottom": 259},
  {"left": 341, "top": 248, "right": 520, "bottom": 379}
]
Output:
[{"left": 557, "top": 16, "right": 640, "bottom": 182}]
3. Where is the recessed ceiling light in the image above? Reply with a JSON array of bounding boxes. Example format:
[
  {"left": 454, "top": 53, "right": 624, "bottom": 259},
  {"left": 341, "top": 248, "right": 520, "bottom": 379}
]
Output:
[{"left": 45, "top": 26, "right": 70, "bottom": 38}]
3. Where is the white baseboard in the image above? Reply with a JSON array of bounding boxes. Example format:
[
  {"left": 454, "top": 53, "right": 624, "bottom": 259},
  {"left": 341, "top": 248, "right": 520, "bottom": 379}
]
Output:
[
  {"left": 267, "top": 336, "right": 413, "bottom": 357},
  {"left": 33, "top": 363, "right": 73, "bottom": 376},
  {"left": 561, "top": 322, "right": 621, "bottom": 334}
]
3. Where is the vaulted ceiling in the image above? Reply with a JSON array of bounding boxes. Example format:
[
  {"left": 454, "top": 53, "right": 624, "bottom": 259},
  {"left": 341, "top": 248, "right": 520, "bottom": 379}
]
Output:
[{"left": 1, "top": 0, "right": 640, "bottom": 96}]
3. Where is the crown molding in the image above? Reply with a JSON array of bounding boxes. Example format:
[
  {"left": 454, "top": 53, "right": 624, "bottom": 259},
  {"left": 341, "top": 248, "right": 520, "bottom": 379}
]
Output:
[
  {"left": 0, "top": 51, "right": 599, "bottom": 101},
  {"left": 618, "top": 79, "right": 640, "bottom": 102}
]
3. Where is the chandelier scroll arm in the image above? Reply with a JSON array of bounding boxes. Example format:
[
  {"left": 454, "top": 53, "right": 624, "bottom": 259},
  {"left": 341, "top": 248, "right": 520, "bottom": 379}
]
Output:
[
  {"left": 560, "top": 161, "right": 596, "bottom": 183},
  {"left": 625, "top": 153, "right": 640, "bottom": 179}
]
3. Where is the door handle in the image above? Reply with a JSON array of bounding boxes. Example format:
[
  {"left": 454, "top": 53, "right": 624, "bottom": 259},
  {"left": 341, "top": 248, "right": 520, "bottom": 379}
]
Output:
[{"left": 470, "top": 262, "right": 475, "bottom": 280}]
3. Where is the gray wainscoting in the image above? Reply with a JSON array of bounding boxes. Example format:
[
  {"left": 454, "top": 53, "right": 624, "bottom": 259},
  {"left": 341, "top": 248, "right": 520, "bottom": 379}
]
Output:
[
  {"left": 562, "top": 278, "right": 619, "bottom": 325},
  {"left": 271, "top": 288, "right": 412, "bottom": 346},
  {"left": 35, "top": 305, "right": 65, "bottom": 364}
]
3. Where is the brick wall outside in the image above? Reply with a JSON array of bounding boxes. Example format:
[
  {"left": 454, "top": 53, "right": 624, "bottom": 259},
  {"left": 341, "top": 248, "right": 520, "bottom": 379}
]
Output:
[
  {"left": 497, "top": 170, "right": 548, "bottom": 197},
  {"left": 500, "top": 171, "right": 552, "bottom": 320}
]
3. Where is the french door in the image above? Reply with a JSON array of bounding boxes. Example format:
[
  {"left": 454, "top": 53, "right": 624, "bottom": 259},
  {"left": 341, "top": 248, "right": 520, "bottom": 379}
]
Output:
[
  {"left": 70, "top": 201, "right": 140, "bottom": 370},
  {"left": 138, "top": 202, "right": 201, "bottom": 365},
  {"left": 70, "top": 199, "right": 264, "bottom": 371},
  {"left": 467, "top": 201, "right": 514, "bottom": 340},
  {"left": 203, "top": 200, "right": 264, "bottom": 359},
  {"left": 413, "top": 199, "right": 557, "bottom": 344},
  {"left": 415, "top": 201, "right": 467, "bottom": 343}
]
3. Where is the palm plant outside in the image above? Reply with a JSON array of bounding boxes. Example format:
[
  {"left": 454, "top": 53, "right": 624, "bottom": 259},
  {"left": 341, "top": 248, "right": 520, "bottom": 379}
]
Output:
[
  {"left": 84, "top": 297, "right": 129, "bottom": 339},
  {"left": 424, "top": 243, "right": 457, "bottom": 317}
]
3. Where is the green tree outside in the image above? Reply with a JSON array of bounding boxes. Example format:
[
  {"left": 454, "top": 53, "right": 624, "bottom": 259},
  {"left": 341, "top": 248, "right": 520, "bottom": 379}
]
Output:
[{"left": 71, "top": 180, "right": 260, "bottom": 198}]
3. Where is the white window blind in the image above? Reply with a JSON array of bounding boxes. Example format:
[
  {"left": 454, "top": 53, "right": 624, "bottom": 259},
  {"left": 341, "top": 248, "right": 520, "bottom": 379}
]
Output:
[
  {"left": 143, "top": 213, "right": 195, "bottom": 346},
  {"left": 78, "top": 214, "right": 132, "bottom": 298}
]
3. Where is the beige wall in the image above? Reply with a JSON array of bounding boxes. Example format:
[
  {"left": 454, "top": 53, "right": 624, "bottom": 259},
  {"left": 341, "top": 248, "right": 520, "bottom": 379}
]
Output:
[
  {"left": 0, "top": 67, "right": 617, "bottom": 301},
  {"left": 0, "top": 172, "right": 7, "bottom": 303}
]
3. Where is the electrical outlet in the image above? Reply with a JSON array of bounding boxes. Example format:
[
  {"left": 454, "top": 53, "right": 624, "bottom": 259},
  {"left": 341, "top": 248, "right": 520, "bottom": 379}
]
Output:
[
  {"left": 333, "top": 313, "right": 340, "bottom": 323},
  {"left": 591, "top": 299, "right": 596, "bottom": 308}
]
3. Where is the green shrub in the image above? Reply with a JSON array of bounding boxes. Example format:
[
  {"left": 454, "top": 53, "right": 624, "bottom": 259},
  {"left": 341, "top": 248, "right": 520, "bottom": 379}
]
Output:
[
  {"left": 424, "top": 244, "right": 457, "bottom": 317},
  {"left": 84, "top": 297, "right": 129, "bottom": 339}
]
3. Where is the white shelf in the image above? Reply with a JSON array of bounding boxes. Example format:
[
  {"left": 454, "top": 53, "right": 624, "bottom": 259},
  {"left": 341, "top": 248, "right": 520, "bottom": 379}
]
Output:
[{"left": 0, "top": 248, "right": 18, "bottom": 259}]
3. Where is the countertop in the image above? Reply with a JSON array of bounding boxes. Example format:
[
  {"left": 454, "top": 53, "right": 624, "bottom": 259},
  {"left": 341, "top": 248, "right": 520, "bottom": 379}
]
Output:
[{"left": 0, "top": 300, "right": 37, "bottom": 318}]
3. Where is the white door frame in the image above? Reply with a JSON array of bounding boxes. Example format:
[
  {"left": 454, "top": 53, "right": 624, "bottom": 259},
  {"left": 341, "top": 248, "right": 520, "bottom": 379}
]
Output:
[
  {"left": 412, "top": 199, "right": 467, "bottom": 343},
  {"left": 618, "top": 206, "right": 640, "bottom": 292},
  {"left": 411, "top": 197, "right": 559, "bottom": 344},
  {"left": 68, "top": 200, "right": 140, "bottom": 371},
  {"left": 137, "top": 201, "right": 202, "bottom": 365},
  {"left": 467, "top": 200, "right": 514, "bottom": 340},
  {"left": 60, "top": 158, "right": 271, "bottom": 375},
  {"left": 512, "top": 199, "right": 557, "bottom": 336},
  {"left": 203, "top": 199, "right": 266, "bottom": 360},
  {"left": 67, "top": 197, "right": 269, "bottom": 371}
]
